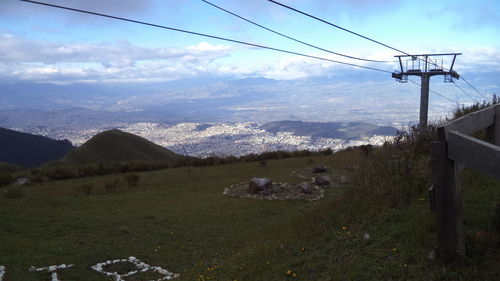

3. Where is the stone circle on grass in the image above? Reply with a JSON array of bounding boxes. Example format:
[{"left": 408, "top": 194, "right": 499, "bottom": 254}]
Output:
[
  {"left": 224, "top": 181, "right": 324, "bottom": 201},
  {"left": 223, "top": 166, "right": 349, "bottom": 201}
]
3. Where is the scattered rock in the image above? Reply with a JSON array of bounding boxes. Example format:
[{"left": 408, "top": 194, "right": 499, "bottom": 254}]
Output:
[
  {"left": 14, "top": 178, "right": 31, "bottom": 186},
  {"left": 313, "top": 166, "right": 327, "bottom": 173},
  {"left": 224, "top": 181, "right": 324, "bottom": 201},
  {"left": 427, "top": 250, "right": 435, "bottom": 260},
  {"left": 314, "top": 176, "right": 330, "bottom": 186},
  {"left": 248, "top": 177, "right": 272, "bottom": 194},
  {"left": 339, "top": 174, "right": 348, "bottom": 184},
  {"left": 363, "top": 233, "right": 370, "bottom": 241},
  {"left": 300, "top": 182, "right": 313, "bottom": 194}
]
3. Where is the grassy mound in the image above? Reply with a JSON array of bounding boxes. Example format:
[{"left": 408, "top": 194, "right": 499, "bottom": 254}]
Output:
[{"left": 60, "top": 129, "right": 183, "bottom": 165}]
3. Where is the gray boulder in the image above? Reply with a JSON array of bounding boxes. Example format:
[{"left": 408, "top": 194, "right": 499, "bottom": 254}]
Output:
[
  {"left": 313, "top": 166, "right": 327, "bottom": 173},
  {"left": 300, "top": 182, "right": 313, "bottom": 194},
  {"left": 314, "top": 176, "right": 330, "bottom": 186},
  {"left": 248, "top": 177, "right": 272, "bottom": 194},
  {"left": 14, "top": 178, "right": 31, "bottom": 186}
]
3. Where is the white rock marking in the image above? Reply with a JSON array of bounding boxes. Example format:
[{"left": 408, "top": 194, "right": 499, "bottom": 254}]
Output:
[
  {"left": 0, "top": 265, "right": 5, "bottom": 281},
  {"left": 28, "top": 264, "right": 74, "bottom": 281},
  {"left": 91, "top": 256, "right": 179, "bottom": 281}
]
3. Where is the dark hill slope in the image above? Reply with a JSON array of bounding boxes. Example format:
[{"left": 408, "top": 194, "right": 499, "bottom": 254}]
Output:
[
  {"left": 0, "top": 127, "right": 74, "bottom": 168},
  {"left": 0, "top": 161, "right": 25, "bottom": 173},
  {"left": 60, "top": 129, "right": 183, "bottom": 165},
  {"left": 261, "top": 121, "right": 397, "bottom": 140}
]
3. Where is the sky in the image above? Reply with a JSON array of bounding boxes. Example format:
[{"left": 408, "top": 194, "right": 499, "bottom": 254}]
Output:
[{"left": 0, "top": 0, "right": 499, "bottom": 96}]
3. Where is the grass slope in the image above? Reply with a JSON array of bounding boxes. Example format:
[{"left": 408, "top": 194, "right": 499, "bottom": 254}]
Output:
[
  {"left": 0, "top": 150, "right": 498, "bottom": 281},
  {"left": 60, "top": 129, "right": 183, "bottom": 165},
  {"left": 0, "top": 162, "right": 25, "bottom": 173}
]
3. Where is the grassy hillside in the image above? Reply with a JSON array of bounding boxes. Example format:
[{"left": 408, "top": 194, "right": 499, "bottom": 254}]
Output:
[
  {"left": 0, "top": 162, "right": 25, "bottom": 173},
  {"left": 0, "top": 146, "right": 498, "bottom": 281},
  {"left": 0, "top": 127, "right": 74, "bottom": 168},
  {"left": 260, "top": 120, "right": 397, "bottom": 140},
  {"left": 60, "top": 129, "right": 183, "bottom": 165}
]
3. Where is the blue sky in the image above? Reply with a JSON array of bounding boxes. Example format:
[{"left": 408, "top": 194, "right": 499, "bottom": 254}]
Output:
[{"left": 0, "top": 0, "right": 499, "bottom": 87}]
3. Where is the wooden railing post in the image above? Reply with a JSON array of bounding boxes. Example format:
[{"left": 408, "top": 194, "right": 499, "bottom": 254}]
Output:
[
  {"left": 431, "top": 140, "right": 466, "bottom": 259},
  {"left": 485, "top": 105, "right": 500, "bottom": 144},
  {"left": 494, "top": 105, "right": 500, "bottom": 145}
]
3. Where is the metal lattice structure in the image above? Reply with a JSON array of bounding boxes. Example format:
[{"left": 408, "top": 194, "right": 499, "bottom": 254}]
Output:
[{"left": 392, "top": 53, "right": 461, "bottom": 128}]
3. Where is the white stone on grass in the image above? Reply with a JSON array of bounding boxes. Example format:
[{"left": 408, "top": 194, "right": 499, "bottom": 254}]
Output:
[
  {"left": 92, "top": 256, "right": 179, "bottom": 281},
  {"left": 0, "top": 265, "right": 5, "bottom": 281},
  {"left": 28, "top": 264, "right": 74, "bottom": 281}
]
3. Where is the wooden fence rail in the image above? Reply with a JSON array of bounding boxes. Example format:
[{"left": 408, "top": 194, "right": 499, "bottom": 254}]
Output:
[{"left": 431, "top": 104, "right": 500, "bottom": 259}]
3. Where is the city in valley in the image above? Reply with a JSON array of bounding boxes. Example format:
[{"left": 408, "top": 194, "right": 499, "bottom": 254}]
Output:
[{"left": 12, "top": 121, "right": 394, "bottom": 158}]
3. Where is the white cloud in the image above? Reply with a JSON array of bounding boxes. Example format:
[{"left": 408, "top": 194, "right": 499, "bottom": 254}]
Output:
[
  {"left": 1, "top": 32, "right": 498, "bottom": 84},
  {"left": 0, "top": 34, "right": 237, "bottom": 83}
]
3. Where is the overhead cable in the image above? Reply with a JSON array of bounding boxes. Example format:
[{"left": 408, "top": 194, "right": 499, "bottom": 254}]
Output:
[
  {"left": 461, "top": 76, "right": 488, "bottom": 99},
  {"left": 201, "top": 0, "right": 393, "bottom": 63},
  {"left": 408, "top": 79, "right": 454, "bottom": 103},
  {"left": 20, "top": 0, "right": 393, "bottom": 74},
  {"left": 267, "top": 0, "right": 410, "bottom": 55},
  {"left": 452, "top": 81, "right": 479, "bottom": 103}
]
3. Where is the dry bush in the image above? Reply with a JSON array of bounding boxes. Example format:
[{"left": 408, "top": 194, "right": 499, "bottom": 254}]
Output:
[
  {"left": 103, "top": 179, "right": 120, "bottom": 193},
  {"left": 124, "top": 174, "right": 140, "bottom": 188},
  {"left": 80, "top": 183, "right": 94, "bottom": 195},
  {"left": 347, "top": 124, "right": 439, "bottom": 210},
  {"left": 0, "top": 173, "right": 13, "bottom": 187}
]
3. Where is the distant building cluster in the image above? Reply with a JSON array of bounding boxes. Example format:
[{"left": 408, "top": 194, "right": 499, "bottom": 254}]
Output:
[{"left": 15, "top": 122, "right": 392, "bottom": 158}]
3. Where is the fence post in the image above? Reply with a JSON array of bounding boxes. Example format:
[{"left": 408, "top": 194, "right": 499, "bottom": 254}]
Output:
[
  {"left": 431, "top": 140, "right": 466, "bottom": 259},
  {"left": 486, "top": 105, "right": 500, "bottom": 144},
  {"left": 494, "top": 105, "right": 500, "bottom": 145}
]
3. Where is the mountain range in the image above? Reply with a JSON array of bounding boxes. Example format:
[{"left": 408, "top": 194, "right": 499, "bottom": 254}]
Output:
[{"left": 0, "top": 72, "right": 468, "bottom": 126}]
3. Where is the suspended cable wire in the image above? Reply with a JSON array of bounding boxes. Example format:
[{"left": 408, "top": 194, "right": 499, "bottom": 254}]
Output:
[
  {"left": 267, "top": 0, "right": 410, "bottom": 55},
  {"left": 461, "top": 76, "right": 488, "bottom": 99},
  {"left": 452, "top": 81, "right": 479, "bottom": 103},
  {"left": 20, "top": 0, "right": 393, "bottom": 74},
  {"left": 201, "top": 0, "right": 393, "bottom": 63},
  {"left": 408, "top": 79, "right": 454, "bottom": 103}
]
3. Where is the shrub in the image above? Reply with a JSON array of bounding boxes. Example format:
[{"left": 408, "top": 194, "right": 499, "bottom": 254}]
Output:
[
  {"left": 347, "top": 124, "right": 439, "bottom": 210},
  {"left": 4, "top": 188, "right": 25, "bottom": 199},
  {"left": 80, "top": 183, "right": 94, "bottom": 195},
  {"left": 0, "top": 173, "right": 13, "bottom": 187},
  {"left": 104, "top": 179, "right": 120, "bottom": 193},
  {"left": 124, "top": 174, "right": 140, "bottom": 188}
]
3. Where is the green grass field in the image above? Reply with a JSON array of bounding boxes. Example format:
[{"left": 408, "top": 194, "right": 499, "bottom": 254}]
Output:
[{"left": 0, "top": 150, "right": 498, "bottom": 281}]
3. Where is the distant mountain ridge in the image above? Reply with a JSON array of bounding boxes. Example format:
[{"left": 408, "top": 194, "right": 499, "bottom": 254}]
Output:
[
  {"left": 0, "top": 127, "right": 74, "bottom": 168},
  {"left": 60, "top": 129, "right": 184, "bottom": 165},
  {"left": 260, "top": 120, "right": 397, "bottom": 140}
]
